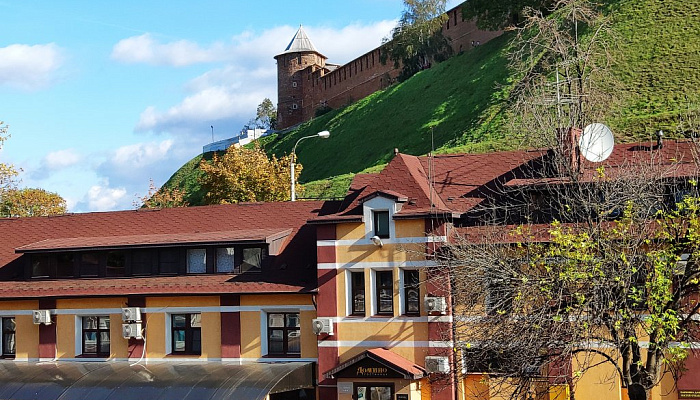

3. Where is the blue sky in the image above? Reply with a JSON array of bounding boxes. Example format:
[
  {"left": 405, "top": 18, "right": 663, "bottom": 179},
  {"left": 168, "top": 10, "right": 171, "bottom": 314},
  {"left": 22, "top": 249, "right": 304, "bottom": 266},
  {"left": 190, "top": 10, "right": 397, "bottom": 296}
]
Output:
[{"left": 0, "top": 1, "right": 458, "bottom": 212}]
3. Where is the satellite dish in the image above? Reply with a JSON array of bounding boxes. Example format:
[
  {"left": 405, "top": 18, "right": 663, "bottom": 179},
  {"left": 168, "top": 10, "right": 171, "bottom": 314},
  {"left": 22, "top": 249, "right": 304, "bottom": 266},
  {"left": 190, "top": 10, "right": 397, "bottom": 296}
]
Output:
[{"left": 579, "top": 123, "right": 615, "bottom": 162}]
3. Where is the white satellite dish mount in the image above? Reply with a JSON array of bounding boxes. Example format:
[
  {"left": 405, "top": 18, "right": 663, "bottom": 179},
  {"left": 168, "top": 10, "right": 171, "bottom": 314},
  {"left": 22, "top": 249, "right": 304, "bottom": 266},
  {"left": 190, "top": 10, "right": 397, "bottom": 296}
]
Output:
[{"left": 579, "top": 123, "right": 615, "bottom": 163}]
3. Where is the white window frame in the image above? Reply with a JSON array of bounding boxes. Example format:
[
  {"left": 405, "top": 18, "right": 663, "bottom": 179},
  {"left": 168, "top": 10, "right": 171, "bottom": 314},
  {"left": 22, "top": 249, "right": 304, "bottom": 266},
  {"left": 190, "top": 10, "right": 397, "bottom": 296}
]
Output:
[
  {"left": 75, "top": 314, "right": 111, "bottom": 357},
  {"left": 362, "top": 196, "right": 401, "bottom": 240},
  {"left": 165, "top": 312, "right": 203, "bottom": 355},
  {"left": 261, "top": 309, "right": 301, "bottom": 357}
]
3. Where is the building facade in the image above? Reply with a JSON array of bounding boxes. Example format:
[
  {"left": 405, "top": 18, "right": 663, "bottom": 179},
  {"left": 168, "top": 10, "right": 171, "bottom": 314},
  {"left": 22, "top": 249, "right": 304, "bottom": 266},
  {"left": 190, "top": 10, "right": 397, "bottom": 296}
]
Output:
[
  {"left": 275, "top": 2, "right": 502, "bottom": 130},
  {"left": 1, "top": 140, "right": 700, "bottom": 399}
]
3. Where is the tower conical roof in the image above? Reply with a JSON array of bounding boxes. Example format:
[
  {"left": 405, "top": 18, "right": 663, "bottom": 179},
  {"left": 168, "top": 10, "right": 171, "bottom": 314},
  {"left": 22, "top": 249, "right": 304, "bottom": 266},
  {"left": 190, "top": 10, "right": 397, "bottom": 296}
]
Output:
[{"left": 281, "top": 25, "right": 318, "bottom": 54}]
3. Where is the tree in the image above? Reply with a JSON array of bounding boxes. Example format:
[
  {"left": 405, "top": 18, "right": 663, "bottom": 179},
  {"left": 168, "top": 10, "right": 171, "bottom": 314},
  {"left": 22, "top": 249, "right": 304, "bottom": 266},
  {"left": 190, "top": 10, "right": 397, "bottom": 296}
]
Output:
[
  {"left": 135, "top": 179, "right": 189, "bottom": 209},
  {"left": 461, "top": 0, "right": 554, "bottom": 30},
  {"left": 255, "top": 98, "right": 277, "bottom": 130},
  {"left": 430, "top": 2, "right": 700, "bottom": 399},
  {"left": 0, "top": 188, "right": 67, "bottom": 217},
  {"left": 0, "top": 122, "right": 18, "bottom": 196},
  {"left": 381, "top": 0, "right": 453, "bottom": 81},
  {"left": 199, "top": 143, "right": 298, "bottom": 204}
]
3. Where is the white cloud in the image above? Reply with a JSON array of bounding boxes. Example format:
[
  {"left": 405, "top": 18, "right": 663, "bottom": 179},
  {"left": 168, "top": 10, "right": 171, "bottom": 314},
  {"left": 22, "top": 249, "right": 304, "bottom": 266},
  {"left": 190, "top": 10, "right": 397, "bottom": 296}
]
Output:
[
  {"left": 44, "top": 149, "right": 81, "bottom": 169},
  {"left": 111, "top": 140, "right": 174, "bottom": 168},
  {"left": 111, "top": 34, "right": 226, "bottom": 66},
  {"left": 29, "top": 148, "right": 82, "bottom": 180},
  {"left": 132, "top": 21, "right": 395, "bottom": 137},
  {"left": 86, "top": 182, "right": 128, "bottom": 212},
  {"left": 0, "top": 43, "right": 64, "bottom": 90}
]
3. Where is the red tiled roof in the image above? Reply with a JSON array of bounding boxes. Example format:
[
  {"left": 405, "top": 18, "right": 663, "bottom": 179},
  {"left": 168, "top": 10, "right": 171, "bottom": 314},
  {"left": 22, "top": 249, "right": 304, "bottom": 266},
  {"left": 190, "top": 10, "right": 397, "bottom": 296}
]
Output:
[
  {"left": 0, "top": 274, "right": 315, "bottom": 299},
  {"left": 325, "top": 347, "right": 426, "bottom": 379},
  {"left": 16, "top": 229, "right": 292, "bottom": 253},
  {"left": 0, "top": 202, "right": 323, "bottom": 297}
]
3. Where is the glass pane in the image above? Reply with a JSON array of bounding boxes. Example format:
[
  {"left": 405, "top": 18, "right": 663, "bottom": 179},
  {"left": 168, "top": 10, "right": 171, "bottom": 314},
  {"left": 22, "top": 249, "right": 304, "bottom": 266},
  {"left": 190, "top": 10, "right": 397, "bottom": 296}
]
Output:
[
  {"left": 99, "top": 332, "right": 110, "bottom": 354},
  {"left": 57, "top": 253, "right": 74, "bottom": 277},
  {"left": 83, "top": 316, "right": 98, "bottom": 329},
  {"left": 268, "top": 329, "right": 283, "bottom": 353},
  {"left": 269, "top": 314, "right": 284, "bottom": 327},
  {"left": 407, "top": 288, "right": 420, "bottom": 313},
  {"left": 173, "top": 330, "right": 185, "bottom": 352},
  {"left": 31, "top": 255, "right": 52, "bottom": 277},
  {"left": 106, "top": 251, "right": 125, "bottom": 277},
  {"left": 216, "top": 248, "right": 235, "bottom": 273},
  {"left": 2, "top": 318, "right": 15, "bottom": 332},
  {"left": 132, "top": 250, "right": 152, "bottom": 275},
  {"left": 80, "top": 253, "right": 100, "bottom": 277},
  {"left": 354, "top": 292, "right": 365, "bottom": 313},
  {"left": 241, "top": 248, "right": 262, "bottom": 273},
  {"left": 370, "top": 386, "right": 392, "bottom": 400},
  {"left": 379, "top": 288, "right": 393, "bottom": 313},
  {"left": 192, "top": 329, "right": 201, "bottom": 353},
  {"left": 190, "top": 313, "right": 201, "bottom": 328},
  {"left": 84, "top": 332, "right": 97, "bottom": 353},
  {"left": 187, "top": 249, "right": 206, "bottom": 273},
  {"left": 98, "top": 317, "right": 110, "bottom": 329},
  {"left": 159, "top": 249, "right": 179, "bottom": 274},
  {"left": 3, "top": 333, "right": 15, "bottom": 355},
  {"left": 287, "top": 330, "right": 301, "bottom": 354},
  {"left": 374, "top": 211, "right": 390, "bottom": 238},
  {"left": 172, "top": 315, "right": 186, "bottom": 328},
  {"left": 286, "top": 313, "right": 300, "bottom": 328}
]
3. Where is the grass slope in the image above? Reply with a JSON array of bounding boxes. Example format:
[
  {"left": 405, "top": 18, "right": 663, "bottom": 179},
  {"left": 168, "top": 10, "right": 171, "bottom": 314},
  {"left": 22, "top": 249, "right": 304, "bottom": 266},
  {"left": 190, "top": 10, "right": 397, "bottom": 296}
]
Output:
[{"left": 163, "top": 0, "right": 699, "bottom": 203}]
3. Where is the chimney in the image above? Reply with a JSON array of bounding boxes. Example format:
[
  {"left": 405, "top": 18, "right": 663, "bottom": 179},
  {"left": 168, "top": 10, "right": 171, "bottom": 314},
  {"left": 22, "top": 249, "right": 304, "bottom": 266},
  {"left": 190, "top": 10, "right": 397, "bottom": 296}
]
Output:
[
  {"left": 556, "top": 127, "right": 582, "bottom": 174},
  {"left": 394, "top": 148, "right": 399, "bottom": 156}
]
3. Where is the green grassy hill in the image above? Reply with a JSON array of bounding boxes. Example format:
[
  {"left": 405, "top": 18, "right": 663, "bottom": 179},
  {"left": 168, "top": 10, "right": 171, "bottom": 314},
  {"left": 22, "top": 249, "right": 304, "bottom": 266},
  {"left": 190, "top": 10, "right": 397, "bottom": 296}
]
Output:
[{"left": 163, "top": 0, "right": 699, "bottom": 203}]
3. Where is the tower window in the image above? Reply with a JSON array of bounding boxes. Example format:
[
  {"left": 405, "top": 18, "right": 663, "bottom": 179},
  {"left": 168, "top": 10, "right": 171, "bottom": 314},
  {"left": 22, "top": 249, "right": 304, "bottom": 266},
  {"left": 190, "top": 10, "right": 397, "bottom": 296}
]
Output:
[{"left": 292, "top": 81, "right": 298, "bottom": 88}]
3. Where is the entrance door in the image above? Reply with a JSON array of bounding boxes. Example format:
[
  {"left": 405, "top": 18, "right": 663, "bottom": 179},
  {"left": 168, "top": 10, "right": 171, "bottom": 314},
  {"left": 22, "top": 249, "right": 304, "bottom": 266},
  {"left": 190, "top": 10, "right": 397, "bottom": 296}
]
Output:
[{"left": 355, "top": 384, "right": 393, "bottom": 400}]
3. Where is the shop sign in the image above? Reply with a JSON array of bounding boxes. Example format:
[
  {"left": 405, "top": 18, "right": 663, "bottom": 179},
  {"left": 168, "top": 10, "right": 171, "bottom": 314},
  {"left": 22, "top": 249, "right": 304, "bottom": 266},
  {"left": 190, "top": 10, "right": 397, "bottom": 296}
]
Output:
[{"left": 680, "top": 390, "right": 700, "bottom": 399}]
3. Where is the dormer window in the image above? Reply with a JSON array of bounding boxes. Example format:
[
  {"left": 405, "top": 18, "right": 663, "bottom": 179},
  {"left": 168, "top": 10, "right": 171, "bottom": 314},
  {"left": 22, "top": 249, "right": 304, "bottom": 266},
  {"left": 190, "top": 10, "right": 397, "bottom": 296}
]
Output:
[{"left": 373, "top": 211, "right": 390, "bottom": 238}]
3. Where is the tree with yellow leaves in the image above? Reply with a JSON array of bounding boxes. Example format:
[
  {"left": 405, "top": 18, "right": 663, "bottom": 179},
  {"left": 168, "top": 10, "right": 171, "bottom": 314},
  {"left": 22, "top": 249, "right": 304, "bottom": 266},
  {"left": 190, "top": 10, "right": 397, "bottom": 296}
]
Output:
[
  {"left": 136, "top": 179, "right": 189, "bottom": 209},
  {"left": 199, "top": 143, "right": 298, "bottom": 204},
  {"left": 0, "top": 188, "right": 67, "bottom": 217}
]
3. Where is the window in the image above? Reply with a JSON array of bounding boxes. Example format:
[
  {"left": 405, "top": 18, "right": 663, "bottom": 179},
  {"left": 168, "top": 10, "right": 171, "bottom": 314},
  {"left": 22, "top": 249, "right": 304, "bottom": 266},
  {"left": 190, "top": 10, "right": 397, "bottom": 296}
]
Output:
[
  {"left": 267, "top": 312, "right": 300, "bottom": 357},
  {"left": 355, "top": 385, "right": 393, "bottom": 400},
  {"left": 82, "top": 316, "right": 110, "bottom": 356},
  {"left": 172, "top": 314, "right": 201, "bottom": 355},
  {"left": 376, "top": 270, "right": 394, "bottom": 315},
  {"left": 80, "top": 253, "right": 100, "bottom": 277},
  {"left": 241, "top": 247, "right": 262, "bottom": 273},
  {"left": 57, "top": 253, "right": 74, "bottom": 277},
  {"left": 31, "top": 254, "right": 52, "bottom": 278},
  {"left": 292, "top": 81, "right": 298, "bottom": 88},
  {"left": 485, "top": 267, "right": 514, "bottom": 315},
  {"left": 132, "top": 250, "right": 152, "bottom": 276},
  {"left": 2, "top": 317, "right": 15, "bottom": 357},
  {"left": 373, "top": 210, "right": 390, "bottom": 238},
  {"left": 216, "top": 247, "right": 235, "bottom": 273},
  {"left": 351, "top": 271, "right": 365, "bottom": 315},
  {"left": 403, "top": 270, "right": 420, "bottom": 315},
  {"left": 158, "top": 249, "right": 179, "bottom": 274},
  {"left": 187, "top": 249, "right": 206, "bottom": 273},
  {"left": 106, "top": 251, "right": 125, "bottom": 277},
  {"left": 292, "top": 103, "right": 298, "bottom": 110}
]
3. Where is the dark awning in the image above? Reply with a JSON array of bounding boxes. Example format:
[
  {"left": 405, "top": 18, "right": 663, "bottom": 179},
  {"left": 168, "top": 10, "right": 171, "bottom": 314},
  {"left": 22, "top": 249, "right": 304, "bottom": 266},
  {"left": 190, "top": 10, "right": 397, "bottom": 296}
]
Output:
[{"left": 0, "top": 361, "right": 314, "bottom": 400}]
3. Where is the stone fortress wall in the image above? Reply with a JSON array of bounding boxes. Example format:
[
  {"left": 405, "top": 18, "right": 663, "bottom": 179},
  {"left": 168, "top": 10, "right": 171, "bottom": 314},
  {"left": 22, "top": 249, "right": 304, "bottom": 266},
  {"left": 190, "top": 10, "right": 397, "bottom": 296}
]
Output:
[{"left": 275, "top": 2, "right": 502, "bottom": 129}]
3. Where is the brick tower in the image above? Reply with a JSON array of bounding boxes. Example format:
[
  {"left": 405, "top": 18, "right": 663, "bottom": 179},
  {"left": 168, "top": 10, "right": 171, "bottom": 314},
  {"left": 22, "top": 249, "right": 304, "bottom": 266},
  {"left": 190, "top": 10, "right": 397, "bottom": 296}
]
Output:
[{"left": 274, "top": 26, "right": 327, "bottom": 130}]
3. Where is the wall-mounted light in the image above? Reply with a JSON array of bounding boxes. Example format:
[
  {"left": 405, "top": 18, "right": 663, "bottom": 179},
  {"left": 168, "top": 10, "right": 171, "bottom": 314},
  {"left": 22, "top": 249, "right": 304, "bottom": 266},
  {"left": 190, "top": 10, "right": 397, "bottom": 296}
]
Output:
[{"left": 370, "top": 235, "right": 383, "bottom": 247}]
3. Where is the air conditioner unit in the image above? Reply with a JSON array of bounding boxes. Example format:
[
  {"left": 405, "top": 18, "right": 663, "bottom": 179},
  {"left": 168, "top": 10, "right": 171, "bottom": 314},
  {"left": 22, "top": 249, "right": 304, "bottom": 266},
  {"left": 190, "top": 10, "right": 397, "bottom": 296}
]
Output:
[
  {"left": 311, "top": 318, "right": 334, "bottom": 335},
  {"left": 32, "top": 310, "right": 52, "bottom": 325},
  {"left": 425, "top": 356, "right": 450, "bottom": 374},
  {"left": 424, "top": 296, "right": 447, "bottom": 314},
  {"left": 121, "top": 307, "right": 142, "bottom": 322},
  {"left": 122, "top": 323, "right": 143, "bottom": 339}
]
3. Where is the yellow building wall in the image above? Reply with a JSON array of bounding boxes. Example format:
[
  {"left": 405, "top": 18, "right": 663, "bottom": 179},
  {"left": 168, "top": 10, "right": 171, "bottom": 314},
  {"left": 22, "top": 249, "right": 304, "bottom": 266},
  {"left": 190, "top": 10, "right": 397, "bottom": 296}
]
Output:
[
  {"left": 240, "top": 310, "right": 261, "bottom": 358},
  {"left": 337, "top": 222, "right": 364, "bottom": 240},
  {"left": 56, "top": 298, "right": 128, "bottom": 359},
  {"left": 240, "top": 294, "right": 312, "bottom": 306},
  {"left": 201, "top": 311, "right": 221, "bottom": 359},
  {"left": 300, "top": 309, "right": 318, "bottom": 358},
  {"left": 55, "top": 313, "right": 74, "bottom": 359},
  {"left": 146, "top": 311, "right": 166, "bottom": 358},
  {"left": 461, "top": 375, "right": 489, "bottom": 400},
  {"left": 572, "top": 353, "right": 621, "bottom": 400}
]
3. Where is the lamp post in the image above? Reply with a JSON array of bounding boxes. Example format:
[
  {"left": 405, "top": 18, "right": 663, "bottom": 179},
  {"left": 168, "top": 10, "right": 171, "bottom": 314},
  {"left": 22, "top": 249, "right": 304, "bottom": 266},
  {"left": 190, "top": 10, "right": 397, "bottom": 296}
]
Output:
[{"left": 291, "top": 130, "right": 330, "bottom": 201}]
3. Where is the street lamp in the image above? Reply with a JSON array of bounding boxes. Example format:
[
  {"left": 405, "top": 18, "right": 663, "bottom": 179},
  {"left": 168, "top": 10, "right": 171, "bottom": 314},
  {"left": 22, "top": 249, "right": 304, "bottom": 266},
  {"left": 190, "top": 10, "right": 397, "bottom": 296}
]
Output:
[{"left": 291, "top": 130, "right": 330, "bottom": 201}]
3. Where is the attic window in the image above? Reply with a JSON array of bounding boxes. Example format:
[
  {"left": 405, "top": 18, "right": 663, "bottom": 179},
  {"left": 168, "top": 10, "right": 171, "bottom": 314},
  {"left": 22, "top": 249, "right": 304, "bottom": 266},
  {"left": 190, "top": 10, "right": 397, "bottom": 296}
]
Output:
[{"left": 373, "top": 211, "right": 390, "bottom": 238}]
